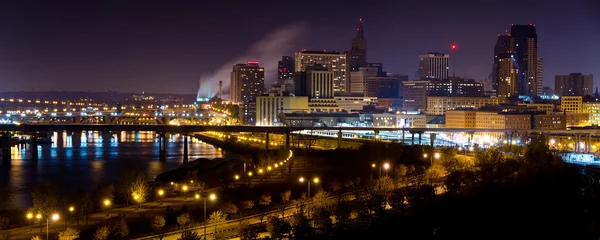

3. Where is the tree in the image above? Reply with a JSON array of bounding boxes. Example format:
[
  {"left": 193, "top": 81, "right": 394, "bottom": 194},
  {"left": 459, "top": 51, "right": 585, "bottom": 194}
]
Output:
[
  {"left": 280, "top": 190, "right": 291, "bottom": 217},
  {"left": 178, "top": 230, "right": 201, "bottom": 240},
  {"left": 289, "top": 213, "right": 310, "bottom": 238},
  {"left": 237, "top": 220, "right": 258, "bottom": 240},
  {"left": 115, "top": 169, "right": 136, "bottom": 207},
  {"left": 31, "top": 183, "right": 58, "bottom": 221},
  {"left": 207, "top": 211, "right": 227, "bottom": 239},
  {"left": 220, "top": 202, "right": 238, "bottom": 216},
  {"left": 374, "top": 175, "right": 395, "bottom": 200},
  {"left": 31, "top": 236, "right": 42, "bottom": 240},
  {"left": 266, "top": 216, "right": 289, "bottom": 239},
  {"left": 396, "top": 164, "right": 408, "bottom": 183},
  {"left": 81, "top": 194, "right": 93, "bottom": 225},
  {"left": 130, "top": 173, "right": 149, "bottom": 207},
  {"left": 177, "top": 213, "right": 191, "bottom": 227},
  {"left": 109, "top": 217, "right": 129, "bottom": 239},
  {"left": 58, "top": 227, "right": 80, "bottom": 240},
  {"left": 424, "top": 164, "right": 447, "bottom": 185},
  {"left": 240, "top": 200, "right": 254, "bottom": 220},
  {"left": 93, "top": 226, "right": 110, "bottom": 240},
  {"left": 312, "top": 191, "right": 333, "bottom": 211},
  {"left": 151, "top": 215, "right": 166, "bottom": 239},
  {"left": 260, "top": 192, "right": 272, "bottom": 206}
]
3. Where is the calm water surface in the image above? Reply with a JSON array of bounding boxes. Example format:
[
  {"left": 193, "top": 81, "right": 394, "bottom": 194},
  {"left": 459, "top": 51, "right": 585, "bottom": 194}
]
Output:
[{"left": 0, "top": 131, "right": 226, "bottom": 209}]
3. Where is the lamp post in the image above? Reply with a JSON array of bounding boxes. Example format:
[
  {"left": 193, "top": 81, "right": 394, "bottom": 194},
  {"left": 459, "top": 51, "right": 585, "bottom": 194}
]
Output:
[
  {"left": 46, "top": 213, "right": 59, "bottom": 240},
  {"left": 26, "top": 213, "right": 33, "bottom": 231},
  {"left": 36, "top": 214, "right": 42, "bottom": 232},
  {"left": 203, "top": 193, "right": 217, "bottom": 239},
  {"left": 103, "top": 199, "right": 111, "bottom": 218},
  {"left": 182, "top": 185, "right": 188, "bottom": 200},
  {"left": 433, "top": 152, "right": 441, "bottom": 165},
  {"left": 158, "top": 189, "right": 164, "bottom": 205},
  {"left": 67, "top": 206, "right": 74, "bottom": 228},
  {"left": 299, "top": 177, "right": 319, "bottom": 198}
]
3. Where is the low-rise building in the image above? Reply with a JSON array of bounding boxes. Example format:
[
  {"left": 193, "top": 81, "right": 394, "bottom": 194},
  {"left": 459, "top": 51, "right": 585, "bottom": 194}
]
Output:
[
  {"left": 582, "top": 101, "right": 600, "bottom": 125},
  {"left": 560, "top": 96, "right": 583, "bottom": 113},
  {"left": 445, "top": 110, "right": 476, "bottom": 128},
  {"left": 518, "top": 103, "right": 555, "bottom": 114},
  {"left": 564, "top": 112, "right": 590, "bottom": 127},
  {"left": 427, "top": 96, "right": 499, "bottom": 115},
  {"left": 533, "top": 114, "right": 566, "bottom": 130},
  {"left": 334, "top": 96, "right": 377, "bottom": 112},
  {"left": 255, "top": 93, "right": 309, "bottom": 126}
]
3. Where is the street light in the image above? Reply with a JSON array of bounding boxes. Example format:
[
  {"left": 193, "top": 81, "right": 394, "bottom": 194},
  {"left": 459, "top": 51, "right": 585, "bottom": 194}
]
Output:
[
  {"left": 202, "top": 193, "right": 217, "bottom": 238},
  {"left": 258, "top": 169, "right": 263, "bottom": 174},
  {"left": 157, "top": 189, "right": 165, "bottom": 205},
  {"left": 248, "top": 171, "right": 253, "bottom": 177},
  {"left": 299, "top": 177, "right": 319, "bottom": 198},
  {"left": 234, "top": 174, "right": 240, "bottom": 180},
  {"left": 67, "top": 206, "right": 74, "bottom": 228},
  {"left": 44, "top": 213, "right": 59, "bottom": 240},
  {"left": 182, "top": 185, "right": 189, "bottom": 199},
  {"left": 26, "top": 213, "right": 33, "bottom": 230}
]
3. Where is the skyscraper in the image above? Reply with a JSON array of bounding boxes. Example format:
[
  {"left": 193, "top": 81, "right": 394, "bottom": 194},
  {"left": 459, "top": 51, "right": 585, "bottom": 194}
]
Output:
[
  {"left": 295, "top": 50, "right": 347, "bottom": 93},
  {"left": 348, "top": 19, "right": 367, "bottom": 89},
  {"left": 277, "top": 56, "right": 295, "bottom": 93},
  {"left": 537, "top": 57, "right": 544, "bottom": 96},
  {"left": 418, "top": 53, "right": 449, "bottom": 80},
  {"left": 230, "top": 61, "right": 265, "bottom": 103},
  {"left": 510, "top": 24, "right": 539, "bottom": 97},
  {"left": 294, "top": 65, "right": 334, "bottom": 99},
  {"left": 492, "top": 34, "right": 512, "bottom": 93},
  {"left": 555, "top": 73, "right": 593, "bottom": 96},
  {"left": 496, "top": 53, "right": 519, "bottom": 102}
]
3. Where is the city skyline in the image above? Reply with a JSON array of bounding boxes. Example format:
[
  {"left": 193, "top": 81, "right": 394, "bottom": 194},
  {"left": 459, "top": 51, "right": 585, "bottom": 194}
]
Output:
[{"left": 0, "top": 0, "right": 598, "bottom": 94}]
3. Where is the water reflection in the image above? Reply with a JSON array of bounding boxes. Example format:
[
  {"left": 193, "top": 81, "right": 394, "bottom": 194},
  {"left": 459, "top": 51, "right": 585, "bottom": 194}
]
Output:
[{"left": 1, "top": 131, "right": 225, "bottom": 209}]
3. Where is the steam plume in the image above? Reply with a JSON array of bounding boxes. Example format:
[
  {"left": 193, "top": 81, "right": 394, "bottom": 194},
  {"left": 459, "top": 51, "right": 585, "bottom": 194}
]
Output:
[{"left": 197, "top": 22, "right": 309, "bottom": 100}]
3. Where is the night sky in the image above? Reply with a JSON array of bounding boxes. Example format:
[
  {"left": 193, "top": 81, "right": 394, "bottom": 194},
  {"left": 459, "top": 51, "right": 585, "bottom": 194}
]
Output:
[{"left": 1, "top": 0, "right": 599, "bottom": 95}]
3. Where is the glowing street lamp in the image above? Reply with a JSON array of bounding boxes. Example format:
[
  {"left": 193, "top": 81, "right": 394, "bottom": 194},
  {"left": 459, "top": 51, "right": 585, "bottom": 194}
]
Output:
[
  {"left": 202, "top": 193, "right": 217, "bottom": 238},
  {"left": 258, "top": 169, "right": 263, "bottom": 174},
  {"left": 234, "top": 174, "right": 240, "bottom": 180},
  {"left": 182, "top": 185, "right": 189, "bottom": 199},
  {"left": 299, "top": 177, "right": 319, "bottom": 198},
  {"left": 158, "top": 189, "right": 164, "bottom": 205},
  {"left": 434, "top": 153, "right": 441, "bottom": 159},
  {"left": 248, "top": 171, "right": 253, "bottom": 177}
]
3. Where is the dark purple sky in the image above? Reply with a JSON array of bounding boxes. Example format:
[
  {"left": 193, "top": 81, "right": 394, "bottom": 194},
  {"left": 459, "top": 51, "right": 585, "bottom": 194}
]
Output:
[{"left": 1, "top": 0, "right": 599, "bottom": 94}]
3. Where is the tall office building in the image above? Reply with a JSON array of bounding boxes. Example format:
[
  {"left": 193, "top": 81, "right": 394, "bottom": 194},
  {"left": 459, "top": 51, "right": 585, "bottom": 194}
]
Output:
[
  {"left": 510, "top": 24, "right": 539, "bottom": 97},
  {"left": 537, "top": 57, "right": 544, "bottom": 96},
  {"left": 496, "top": 53, "right": 519, "bottom": 102},
  {"left": 555, "top": 73, "right": 594, "bottom": 96},
  {"left": 492, "top": 34, "right": 512, "bottom": 93},
  {"left": 277, "top": 56, "right": 295, "bottom": 93},
  {"left": 348, "top": 19, "right": 368, "bottom": 86},
  {"left": 418, "top": 53, "right": 449, "bottom": 80},
  {"left": 230, "top": 61, "right": 265, "bottom": 103},
  {"left": 295, "top": 50, "right": 347, "bottom": 93},
  {"left": 294, "top": 65, "right": 335, "bottom": 99}
]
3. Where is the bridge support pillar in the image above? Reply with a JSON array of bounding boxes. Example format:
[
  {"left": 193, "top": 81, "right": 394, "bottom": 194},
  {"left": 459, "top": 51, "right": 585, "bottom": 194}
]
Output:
[
  {"left": 265, "top": 132, "right": 269, "bottom": 151},
  {"left": 430, "top": 133, "right": 436, "bottom": 146},
  {"left": 374, "top": 130, "right": 380, "bottom": 142},
  {"left": 401, "top": 129, "right": 405, "bottom": 145},
  {"left": 159, "top": 133, "right": 167, "bottom": 161},
  {"left": 337, "top": 130, "right": 342, "bottom": 149},
  {"left": 2, "top": 132, "right": 11, "bottom": 167},
  {"left": 183, "top": 135, "right": 189, "bottom": 163},
  {"left": 285, "top": 131, "right": 290, "bottom": 149},
  {"left": 411, "top": 133, "right": 415, "bottom": 145},
  {"left": 418, "top": 132, "right": 422, "bottom": 145},
  {"left": 31, "top": 134, "right": 38, "bottom": 161},
  {"left": 589, "top": 134, "right": 593, "bottom": 153},
  {"left": 574, "top": 134, "right": 579, "bottom": 152}
]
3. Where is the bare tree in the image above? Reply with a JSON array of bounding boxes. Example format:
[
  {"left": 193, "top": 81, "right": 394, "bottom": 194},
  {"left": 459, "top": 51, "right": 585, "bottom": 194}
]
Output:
[
  {"left": 207, "top": 211, "right": 227, "bottom": 239},
  {"left": 115, "top": 169, "right": 136, "bottom": 207},
  {"left": 280, "top": 190, "right": 291, "bottom": 217},
  {"left": 260, "top": 192, "right": 272, "bottom": 206},
  {"left": 129, "top": 173, "right": 149, "bottom": 208},
  {"left": 220, "top": 201, "right": 238, "bottom": 217}
]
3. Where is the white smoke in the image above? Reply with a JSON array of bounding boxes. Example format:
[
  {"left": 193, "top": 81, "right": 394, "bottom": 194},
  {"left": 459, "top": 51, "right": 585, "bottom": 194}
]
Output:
[{"left": 197, "top": 22, "right": 309, "bottom": 100}]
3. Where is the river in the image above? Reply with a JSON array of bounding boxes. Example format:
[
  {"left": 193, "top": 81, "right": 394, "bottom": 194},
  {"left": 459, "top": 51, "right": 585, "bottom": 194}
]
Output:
[{"left": 0, "top": 131, "right": 226, "bottom": 209}]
